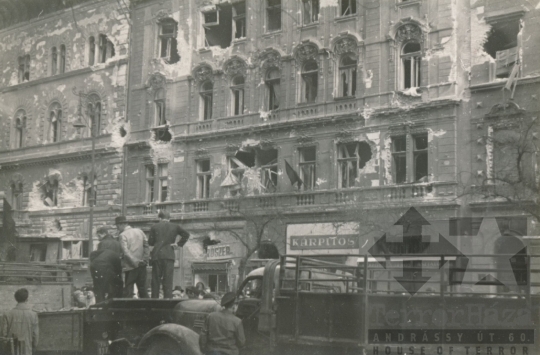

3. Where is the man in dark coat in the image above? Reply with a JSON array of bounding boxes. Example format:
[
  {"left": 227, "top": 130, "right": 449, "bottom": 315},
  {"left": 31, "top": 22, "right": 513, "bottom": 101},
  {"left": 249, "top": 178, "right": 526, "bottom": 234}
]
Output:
[
  {"left": 149, "top": 210, "right": 190, "bottom": 299},
  {"left": 89, "top": 247, "right": 123, "bottom": 303},
  {"left": 96, "top": 226, "right": 122, "bottom": 255},
  {"left": 0, "top": 288, "right": 39, "bottom": 355}
]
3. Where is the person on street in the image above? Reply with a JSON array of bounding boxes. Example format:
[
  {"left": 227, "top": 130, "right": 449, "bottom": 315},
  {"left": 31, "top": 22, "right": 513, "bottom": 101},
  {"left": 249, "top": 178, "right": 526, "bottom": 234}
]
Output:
[
  {"left": 116, "top": 215, "right": 150, "bottom": 298},
  {"left": 149, "top": 210, "right": 190, "bottom": 299},
  {"left": 200, "top": 292, "right": 245, "bottom": 355},
  {"left": 96, "top": 226, "right": 123, "bottom": 255},
  {"left": 0, "top": 288, "right": 39, "bottom": 355}
]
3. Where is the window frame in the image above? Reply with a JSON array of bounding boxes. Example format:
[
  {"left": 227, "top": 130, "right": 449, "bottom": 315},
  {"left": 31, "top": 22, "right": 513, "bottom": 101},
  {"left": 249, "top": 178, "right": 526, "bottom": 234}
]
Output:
[
  {"left": 338, "top": 54, "right": 357, "bottom": 98},
  {"left": 87, "top": 94, "right": 102, "bottom": 137},
  {"left": 200, "top": 81, "right": 214, "bottom": 121},
  {"left": 51, "top": 47, "right": 58, "bottom": 76},
  {"left": 88, "top": 36, "right": 96, "bottom": 66},
  {"left": 61, "top": 240, "right": 89, "bottom": 260},
  {"left": 258, "top": 149, "right": 279, "bottom": 193},
  {"left": 400, "top": 41, "right": 422, "bottom": 89},
  {"left": 14, "top": 111, "right": 26, "bottom": 149},
  {"left": 145, "top": 164, "right": 156, "bottom": 203},
  {"left": 265, "top": 68, "right": 281, "bottom": 111},
  {"left": 158, "top": 19, "right": 180, "bottom": 64},
  {"left": 391, "top": 132, "right": 429, "bottom": 184},
  {"left": 49, "top": 103, "right": 62, "bottom": 143},
  {"left": 339, "top": 0, "right": 357, "bottom": 17},
  {"left": 11, "top": 182, "right": 23, "bottom": 210},
  {"left": 59, "top": 44, "right": 66, "bottom": 74},
  {"left": 82, "top": 174, "right": 97, "bottom": 207},
  {"left": 98, "top": 34, "right": 115, "bottom": 63},
  {"left": 391, "top": 135, "right": 407, "bottom": 184},
  {"left": 197, "top": 159, "right": 212, "bottom": 199},
  {"left": 302, "top": 0, "right": 320, "bottom": 25},
  {"left": 266, "top": 0, "right": 282, "bottom": 32},
  {"left": 231, "top": 75, "right": 245, "bottom": 116},
  {"left": 301, "top": 60, "right": 319, "bottom": 104},
  {"left": 299, "top": 146, "right": 317, "bottom": 191},
  {"left": 337, "top": 142, "right": 360, "bottom": 189},
  {"left": 233, "top": 1, "right": 246, "bottom": 39},
  {"left": 18, "top": 55, "right": 30, "bottom": 83},
  {"left": 157, "top": 163, "right": 169, "bottom": 202}
]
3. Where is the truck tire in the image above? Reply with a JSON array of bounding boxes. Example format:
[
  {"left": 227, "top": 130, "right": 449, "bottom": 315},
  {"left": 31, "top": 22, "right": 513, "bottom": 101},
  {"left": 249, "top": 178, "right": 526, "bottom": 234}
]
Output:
[{"left": 144, "top": 337, "right": 183, "bottom": 355}]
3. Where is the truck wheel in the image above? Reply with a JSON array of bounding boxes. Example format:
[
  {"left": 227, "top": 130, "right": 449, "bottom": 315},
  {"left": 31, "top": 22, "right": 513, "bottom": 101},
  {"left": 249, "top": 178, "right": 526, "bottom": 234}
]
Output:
[{"left": 144, "top": 337, "right": 183, "bottom": 355}]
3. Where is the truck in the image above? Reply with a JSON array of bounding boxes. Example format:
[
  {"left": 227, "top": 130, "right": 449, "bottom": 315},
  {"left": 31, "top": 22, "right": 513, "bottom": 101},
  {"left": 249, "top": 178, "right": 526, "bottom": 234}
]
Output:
[{"left": 34, "top": 253, "right": 540, "bottom": 355}]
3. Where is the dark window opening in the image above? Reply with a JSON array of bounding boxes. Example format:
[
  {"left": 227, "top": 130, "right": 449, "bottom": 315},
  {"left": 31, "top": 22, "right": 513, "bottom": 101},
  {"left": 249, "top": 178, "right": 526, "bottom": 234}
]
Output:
[
  {"left": 82, "top": 175, "right": 97, "bottom": 207},
  {"left": 258, "top": 149, "right": 278, "bottom": 192},
  {"left": 41, "top": 179, "right": 59, "bottom": 207},
  {"left": 49, "top": 104, "right": 62, "bottom": 143},
  {"left": 14, "top": 112, "right": 26, "bottom": 148},
  {"left": 303, "top": 0, "right": 319, "bottom": 24},
  {"left": 154, "top": 88, "right": 166, "bottom": 126},
  {"left": 158, "top": 163, "right": 168, "bottom": 202},
  {"left": 392, "top": 136, "right": 407, "bottom": 184},
  {"left": 265, "top": 68, "right": 280, "bottom": 110},
  {"left": 340, "top": 0, "right": 356, "bottom": 16},
  {"left": 87, "top": 94, "right": 101, "bottom": 137},
  {"left": 62, "top": 241, "right": 89, "bottom": 260},
  {"left": 18, "top": 55, "right": 30, "bottom": 83},
  {"left": 300, "top": 146, "right": 316, "bottom": 191},
  {"left": 208, "top": 274, "right": 228, "bottom": 293},
  {"left": 338, "top": 141, "right": 372, "bottom": 188},
  {"left": 267, "top": 0, "right": 282, "bottom": 32},
  {"left": 413, "top": 134, "right": 428, "bottom": 182},
  {"left": 484, "top": 19, "right": 520, "bottom": 78},
  {"left": 233, "top": 2, "right": 246, "bottom": 39},
  {"left": 159, "top": 19, "right": 180, "bottom": 64},
  {"left": 231, "top": 75, "right": 245, "bottom": 116},
  {"left": 88, "top": 36, "right": 95, "bottom": 65},
  {"left": 59, "top": 45, "right": 66, "bottom": 73},
  {"left": 339, "top": 54, "right": 357, "bottom": 97},
  {"left": 11, "top": 182, "right": 23, "bottom": 210},
  {"left": 302, "top": 60, "right": 318, "bottom": 103},
  {"left": 204, "top": 4, "right": 233, "bottom": 48},
  {"left": 401, "top": 42, "right": 421, "bottom": 89},
  {"left": 197, "top": 159, "right": 211, "bottom": 199},
  {"left": 51, "top": 47, "right": 58, "bottom": 75},
  {"left": 146, "top": 165, "right": 155, "bottom": 202},
  {"left": 98, "top": 34, "right": 115, "bottom": 63},
  {"left": 200, "top": 81, "right": 214, "bottom": 120},
  {"left": 30, "top": 244, "right": 47, "bottom": 262}
]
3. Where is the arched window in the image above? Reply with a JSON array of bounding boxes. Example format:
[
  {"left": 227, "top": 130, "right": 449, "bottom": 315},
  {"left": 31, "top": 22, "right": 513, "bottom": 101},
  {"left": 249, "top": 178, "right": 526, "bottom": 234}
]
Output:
[
  {"left": 200, "top": 81, "right": 213, "bottom": 120},
  {"left": 87, "top": 94, "right": 101, "bottom": 137},
  {"left": 154, "top": 89, "right": 166, "bottom": 126},
  {"left": 301, "top": 60, "right": 318, "bottom": 103},
  {"left": 88, "top": 36, "right": 96, "bottom": 66},
  {"left": 59, "top": 45, "right": 66, "bottom": 74},
  {"left": 49, "top": 103, "right": 62, "bottom": 143},
  {"left": 231, "top": 75, "right": 245, "bottom": 116},
  {"left": 11, "top": 182, "right": 23, "bottom": 210},
  {"left": 265, "top": 68, "right": 280, "bottom": 110},
  {"left": 339, "top": 54, "right": 357, "bottom": 97},
  {"left": 51, "top": 47, "right": 58, "bottom": 75},
  {"left": 401, "top": 42, "right": 421, "bottom": 89},
  {"left": 14, "top": 110, "right": 27, "bottom": 149}
]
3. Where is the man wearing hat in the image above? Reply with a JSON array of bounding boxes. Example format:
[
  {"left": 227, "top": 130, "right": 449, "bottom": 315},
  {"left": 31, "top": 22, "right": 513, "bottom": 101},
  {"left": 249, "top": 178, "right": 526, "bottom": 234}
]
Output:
[
  {"left": 96, "top": 226, "right": 122, "bottom": 255},
  {"left": 200, "top": 292, "right": 245, "bottom": 355},
  {"left": 115, "top": 216, "right": 150, "bottom": 298},
  {"left": 148, "top": 210, "right": 190, "bottom": 299}
]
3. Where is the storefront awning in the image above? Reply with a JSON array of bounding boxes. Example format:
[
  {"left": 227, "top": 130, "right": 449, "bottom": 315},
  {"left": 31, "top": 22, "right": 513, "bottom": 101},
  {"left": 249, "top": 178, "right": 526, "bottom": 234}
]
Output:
[{"left": 191, "top": 261, "right": 230, "bottom": 273}]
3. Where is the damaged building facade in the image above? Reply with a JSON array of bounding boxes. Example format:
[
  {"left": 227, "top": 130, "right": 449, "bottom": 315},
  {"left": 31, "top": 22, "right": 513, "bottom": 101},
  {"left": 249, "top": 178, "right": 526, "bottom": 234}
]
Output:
[
  {"left": 1, "top": 0, "right": 538, "bottom": 294},
  {"left": 0, "top": 0, "right": 130, "bottom": 283}
]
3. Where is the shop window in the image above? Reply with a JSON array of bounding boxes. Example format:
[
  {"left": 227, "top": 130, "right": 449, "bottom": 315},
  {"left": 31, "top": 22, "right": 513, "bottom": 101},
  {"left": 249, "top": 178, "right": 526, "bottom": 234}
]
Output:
[
  {"left": 49, "top": 103, "right": 62, "bottom": 143},
  {"left": 98, "top": 34, "right": 115, "bottom": 63},
  {"left": 337, "top": 141, "right": 372, "bottom": 188},
  {"left": 340, "top": 0, "right": 356, "bottom": 16},
  {"left": 82, "top": 174, "right": 97, "bottom": 207},
  {"left": 14, "top": 110, "right": 26, "bottom": 149},
  {"left": 51, "top": 47, "right": 58, "bottom": 75},
  {"left": 266, "top": 0, "right": 282, "bottom": 32},
  {"left": 59, "top": 45, "right": 66, "bottom": 74},
  {"left": 299, "top": 146, "right": 316, "bottom": 191},
  {"left": 18, "top": 55, "right": 30, "bottom": 83},
  {"left": 203, "top": 4, "right": 233, "bottom": 49},
  {"left": 158, "top": 163, "right": 168, "bottom": 202},
  {"left": 200, "top": 81, "right": 214, "bottom": 120},
  {"left": 231, "top": 75, "right": 245, "bottom": 116},
  {"left": 146, "top": 165, "right": 155, "bottom": 203},
  {"left": 301, "top": 60, "right": 318, "bottom": 103},
  {"left": 484, "top": 18, "right": 521, "bottom": 78},
  {"left": 30, "top": 244, "right": 47, "bottom": 262},
  {"left": 265, "top": 68, "right": 280, "bottom": 111},
  {"left": 87, "top": 94, "right": 101, "bottom": 137},
  {"left": 401, "top": 42, "right": 421, "bottom": 89},
  {"left": 391, "top": 132, "right": 428, "bottom": 184},
  {"left": 88, "top": 36, "right": 96, "bottom": 66},
  {"left": 338, "top": 54, "right": 357, "bottom": 97},
  {"left": 62, "top": 241, "right": 89, "bottom": 260},
  {"left": 41, "top": 179, "right": 59, "bottom": 207},
  {"left": 208, "top": 274, "right": 228, "bottom": 293},
  {"left": 303, "top": 0, "right": 319, "bottom": 24},
  {"left": 159, "top": 19, "right": 180, "bottom": 64},
  {"left": 11, "top": 182, "right": 23, "bottom": 210},
  {"left": 233, "top": 2, "right": 246, "bottom": 39},
  {"left": 259, "top": 149, "right": 278, "bottom": 193},
  {"left": 197, "top": 159, "right": 211, "bottom": 199}
]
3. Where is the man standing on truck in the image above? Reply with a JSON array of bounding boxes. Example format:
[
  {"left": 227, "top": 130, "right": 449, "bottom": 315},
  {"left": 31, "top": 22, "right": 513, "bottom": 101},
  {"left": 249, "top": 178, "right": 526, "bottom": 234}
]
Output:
[
  {"left": 89, "top": 246, "right": 123, "bottom": 302},
  {"left": 96, "top": 226, "right": 123, "bottom": 255},
  {"left": 200, "top": 292, "right": 245, "bottom": 355},
  {"left": 0, "top": 288, "right": 39, "bottom": 355},
  {"left": 149, "top": 210, "right": 190, "bottom": 299},
  {"left": 116, "top": 215, "right": 150, "bottom": 298}
]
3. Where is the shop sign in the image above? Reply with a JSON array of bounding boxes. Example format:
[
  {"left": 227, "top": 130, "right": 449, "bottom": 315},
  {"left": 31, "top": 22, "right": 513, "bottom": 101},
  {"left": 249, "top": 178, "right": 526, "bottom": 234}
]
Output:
[
  {"left": 290, "top": 235, "right": 359, "bottom": 250},
  {"left": 287, "top": 222, "right": 361, "bottom": 255},
  {"left": 208, "top": 244, "right": 232, "bottom": 260}
]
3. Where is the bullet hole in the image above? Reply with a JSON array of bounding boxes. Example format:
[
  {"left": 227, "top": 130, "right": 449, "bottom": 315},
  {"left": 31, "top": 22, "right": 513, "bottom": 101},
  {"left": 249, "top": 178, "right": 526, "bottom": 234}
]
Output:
[{"left": 119, "top": 126, "right": 127, "bottom": 137}]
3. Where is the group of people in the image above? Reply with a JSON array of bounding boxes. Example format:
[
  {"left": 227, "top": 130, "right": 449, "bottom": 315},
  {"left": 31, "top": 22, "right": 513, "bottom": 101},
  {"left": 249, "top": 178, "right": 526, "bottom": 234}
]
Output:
[{"left": 89, "top": 210, "right": 190, "bottom": 302}]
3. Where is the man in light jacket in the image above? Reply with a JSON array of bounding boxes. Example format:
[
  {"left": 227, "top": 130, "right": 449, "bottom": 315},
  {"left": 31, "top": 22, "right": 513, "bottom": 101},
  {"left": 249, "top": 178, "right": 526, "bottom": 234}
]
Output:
[
  {"left": 1, "top": 288, "right": 39, "bottom": 355},
  {"left": 115, "top": 215, "right": 150, "bottom": 298}
]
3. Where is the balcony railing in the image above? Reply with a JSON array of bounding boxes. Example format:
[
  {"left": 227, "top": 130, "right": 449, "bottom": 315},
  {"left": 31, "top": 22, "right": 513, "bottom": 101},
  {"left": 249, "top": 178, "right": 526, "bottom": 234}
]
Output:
[{"left": 126, "top": 182, "right": 456, "bottom": 217}]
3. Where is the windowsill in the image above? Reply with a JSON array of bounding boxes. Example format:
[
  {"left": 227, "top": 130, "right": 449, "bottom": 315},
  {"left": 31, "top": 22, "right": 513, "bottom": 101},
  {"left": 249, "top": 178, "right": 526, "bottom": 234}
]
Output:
[
  {"left": 334, "top": 14, "right": 358, "bottom": 23},
  {"left": 262, "top": 30, "right": 282, "bottom": 38},
  {"left": 297, "top": 22, "right": 319, "bottom": 30},
  {"left": 396, "top": 0, "right": 421, "bottom": 8},
  {"left": 232, "top": 38, "right": 247, "bottom": 44},
  {"left": 198, "top": 47, "right": 212, "bottom": 53},
  {"left": 334, "top": 96, "right": 357, "bottom": 101}
]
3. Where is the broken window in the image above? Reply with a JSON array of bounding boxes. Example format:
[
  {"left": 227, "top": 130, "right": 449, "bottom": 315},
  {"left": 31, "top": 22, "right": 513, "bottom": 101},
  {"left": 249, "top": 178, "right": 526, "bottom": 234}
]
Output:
[
  {"left": 146, "top": 165, "right": 155, "bottom": 202},
  {"left": 200, "top": 81, "right": 213, "bottom": 120},
  {"left": 82, "top": 174, "right": 97, "bottom": 207},
  {"left": 224, "top": 148, "right": 278, "bottom": 194},
  {"left": 59, "top": 44, "right": 66, "bottom": 74},
  {"left": 42, "top": 179, "right": 59, "bottom": 207},
  {"left": 339, "top": 54, "right": 357, "bottom": 97},
  {"left": 401, "top": 42, "right": 421, "bottom": 89},
  {"left": 303, "top": 0, "right": 319, "bottom": 24},
  {"left": 231, "top": 75, "right": 245, "bottom": 116},
  {"left": 392, "top": 132, "right": 429, "bottom": 184},
  {"left": 88, "top": 36, "right": 96, "bottom": 66},
  {"left": 154, "top": 89, "right": 166, "bottom": 126},
  {"left": 98, "top": 34, "right": 115, "bottom": 63},
  {"left": 51, "top": 47, "right": 58, "bottom": 75},
  {"left": 159, "top": 18, "right": 180, "bottom": 64},
  {"left": 11, "top": 182, "right": 23, "bottom": 210},
  {"left": 299, "top": 146, "right": 316, "bottom": 190},
  {"left": 30, "top": 244, "right": 47, "bottom": 262},
  {"left": 484, "top": 18, "right": 521, "bottom": 78},
  {"left": 413, "top": 134, "right": 428, "bottom": 182},
  {"left": 233, "top": 2, "right": 246, "bottom": 39},
  {"left": 266, "top": 0, "right": 282, "bottom": 32},
  {"left": 87, "top": 94, "right": 101, "bottom": 137},
  {"left": 158, "top": 163, "right": 168, "bottom": 202},
  {"left": 49, "top": 103, "right": 62, "bottom": 143},
  {"left": 259, "top": 149, "right": 279, "bottom": 193},
  {"left": 14, "top": 110, "right": 26, "bottom": 149},
  {"left": 337, "top": 141, "right": 372, "bottom": 188},
  {"left": 340, "top": 0, "right": 356, "bottom": 16},
  {"left": 18, "top": 55, "right": 30, "bottom": 83},
  {"left": 197, "top": 159, "right": 211, "bottom": 199},
  {"left": 203, "top": 4, "right": 233, "bottom": 48},
  {"left": 265, "top": 68, "right": 280, "bottom": 110},
  {"left": 392, "top": 135, "right": 407, "bottom": 184},
  {"left": 302, "top": 60, "right": 318, "bottom": 103},
  {"left": 62, "top": 241, "right": 89, "bottom": 260}
]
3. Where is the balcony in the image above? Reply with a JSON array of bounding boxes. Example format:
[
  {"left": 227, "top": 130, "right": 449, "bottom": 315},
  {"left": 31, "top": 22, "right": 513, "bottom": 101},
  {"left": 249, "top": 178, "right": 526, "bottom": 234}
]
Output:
[
  {"left": 182, "top": 98, "right": 359, "bottom": 136},
  {"left": 125, "top": 181, "right": 457, "bottom": 219}
]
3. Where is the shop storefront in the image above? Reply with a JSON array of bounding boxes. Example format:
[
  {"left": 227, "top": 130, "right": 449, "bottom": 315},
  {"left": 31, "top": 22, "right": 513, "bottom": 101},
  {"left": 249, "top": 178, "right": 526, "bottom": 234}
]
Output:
[{"left": 191, "top": 243, "right": 240, "bottom": 293}]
